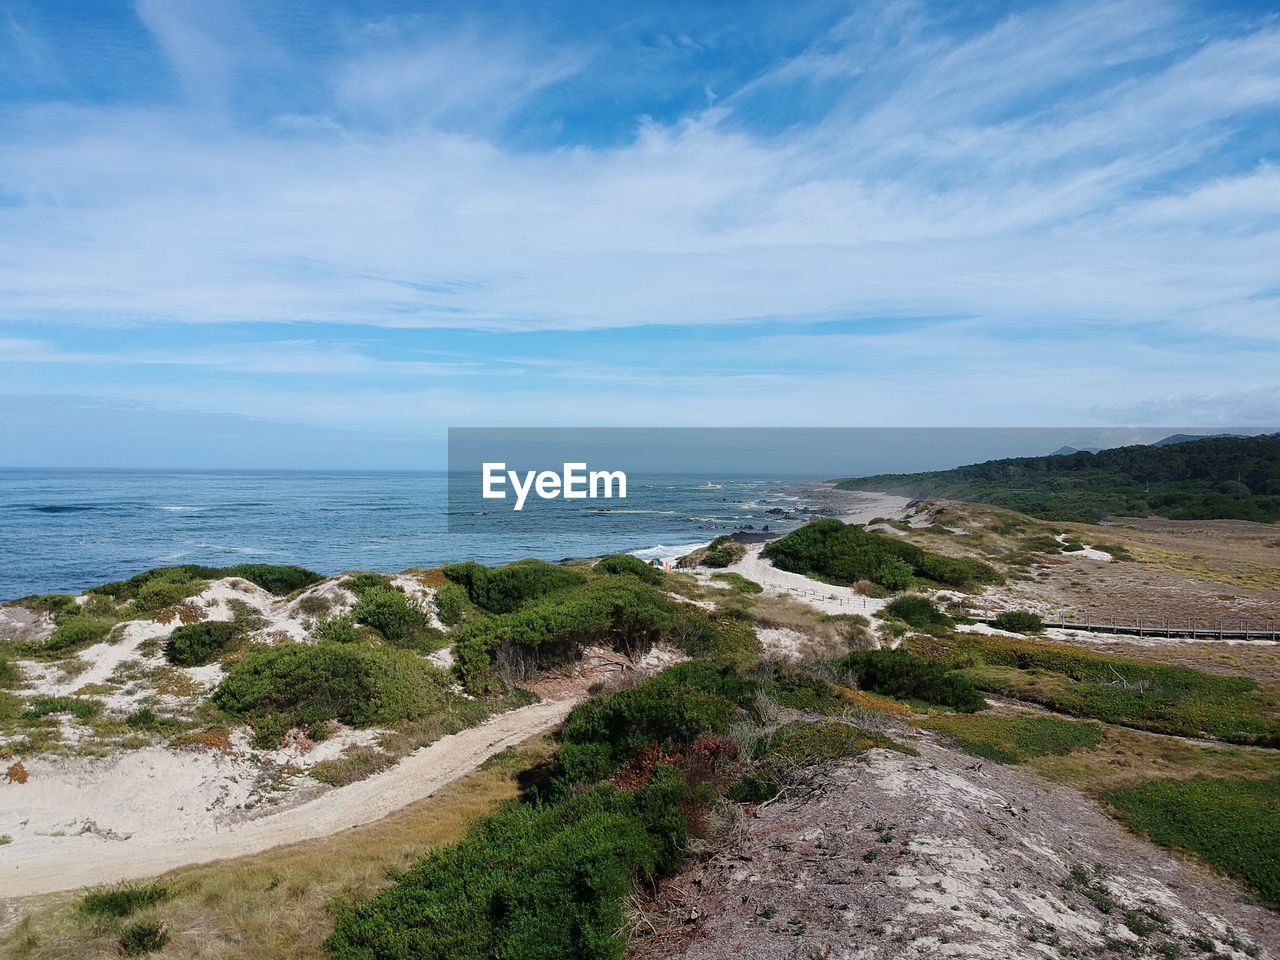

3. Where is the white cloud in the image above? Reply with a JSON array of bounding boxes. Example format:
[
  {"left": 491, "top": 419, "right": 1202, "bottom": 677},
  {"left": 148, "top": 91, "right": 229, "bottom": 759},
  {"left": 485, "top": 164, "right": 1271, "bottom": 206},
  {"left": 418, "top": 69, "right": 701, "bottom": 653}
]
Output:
[
  {"left": 333, "top": 21, "right": 585, "bottom": 131},
  {"left": 0, "top": 0, "right": 1276, "bottom": 444},
  {"left": 1, "top": 4, "right": 1276, "bottom": 339}
]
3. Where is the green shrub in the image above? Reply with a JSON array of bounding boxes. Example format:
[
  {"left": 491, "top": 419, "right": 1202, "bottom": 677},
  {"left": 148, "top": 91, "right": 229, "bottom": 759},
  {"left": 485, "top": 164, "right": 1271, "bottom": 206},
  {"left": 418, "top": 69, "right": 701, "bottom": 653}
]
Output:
[
  {"left": 453, "top": 577, "right": 680, "bottom": 691},
  {"left": 702, "top": 542, "right": 744, "bottom": 568},
  {"left": 213, "top": 643, "right": 451, "bottom": 747},
  {"left": 925, "top": 713, "right": 1102, "bottom": 763},
  {"left": 759, "top": 720, "right": 906, "bottom": 764},
  {"left": 80, "top": 882, "right": 170, "bottom": 918},
  {"left": 648, "top": 659, "right": 760, "bottom": 709},
  {"left": 993, "top": 610, "right": 1044, "bottom": 633},
  {"left": 326, "top": 769, "right": 701, "bottom": 960},
  {"left": 120, "top": 921, "right": 170, "bottom": 956},
  {"left": 164, "top": 621, "right": 244, "bottom": 666},
  {"left": 442, "top": 559, "right": 585, "bottom": 614},
  {"left": 763, "top": 519, "right": 1001, "bottom": 590},
  {"left": 125, "top": 707, "right": 159, "bottom": 729},
  {"left": 1106, "top": 776, "right": 1280, "bottom": 905},
  {"left": 13, "top": 593, "right": 77, "bottom": 615},
  {"left": 92, "top": 564, "right": 322, "bottom": 600},
  {"left": 133, "top": 573, "right": 203, "bottom": 612},
  {"left": 311, "top": 612, "right": 362, "bottom": 644},
  {"left": 829, "top": 649, "right": 985, "bottom": 712},
  {"left": 343, "top": 572, "right": 392, "bottom": 598},
  {"left": 432, "top": 581, "right": 470, "bottom": 627},
  {"left": 23, "top": 696, "right": 103, "bottom": 721},
  {"left": 550, "top": 681, "right": 736, "bottom": 793},
  {"left": 41, "top": 614, "right": 113, "bottom": 655},
  {"left": 882, "top": 595, "right": 953, "bottom": 634},
  {"left": 873, "top": 557, "right": 914, "bottom": 591},
  {"left": 769, "top": 666, "right": 848, "bottom": 715},
  {"left": 352, "top": 586, "right": 443, "bottom": 651},
  {"left": 223, "top": 564, "right": 323, "bottom": 595},
  {"left": 595, "top": 554, "right": 664, "bottom": 584},
  {"left": 710, "top": 572, "right": 763, "bottom": 594},
  {"left": 667, "top": 607, "right": 761, "bottom": 662}
]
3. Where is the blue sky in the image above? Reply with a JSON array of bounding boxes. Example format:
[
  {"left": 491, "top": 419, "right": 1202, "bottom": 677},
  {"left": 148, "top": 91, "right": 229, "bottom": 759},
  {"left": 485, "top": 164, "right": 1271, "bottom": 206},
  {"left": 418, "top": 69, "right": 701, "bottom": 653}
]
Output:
[{"left": 1, "top": 0, "right": 1278, "bottom": 466}]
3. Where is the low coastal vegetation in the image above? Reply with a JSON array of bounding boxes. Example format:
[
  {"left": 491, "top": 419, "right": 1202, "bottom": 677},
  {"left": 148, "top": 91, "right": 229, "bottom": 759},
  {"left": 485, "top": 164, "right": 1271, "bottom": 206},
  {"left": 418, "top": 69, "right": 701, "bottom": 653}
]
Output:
[
  {"left": 213, "top": 643, "right": 455, "bottom": 748},
  {"left": 991, "top": 609, "right": 1043, "bottom": 633},
  {"left": 593, "top": 553, "right": 665, "bottom": 584},
  {"left": 1106, "top": 775, "right": 1280, "bottom": 906},
  {"left": 762, "top": 519, "right": 1002, "bottom": 591},
  {"left": 80, "top": 882, "right": 172, "bottom": 919},
  {"left": 8, "top": 593, "right": 116, "bottom": 660},
  {"left": 924, "top": 711, "right": 1103, "bottom": 763},
  {"left": 908, "top": 631, "right": 1280, "bottom": 745},
  {"left": 0, "top": 737, "right": 558, "bottom": 959},
  {"left": 163, "top": 621, "right": 245, "bottom": 667},
  {"left": 828, "top": 649, "right": 986, "bottom": 712},
  {"left": 677, "top": 535, "right": 746, "bottom": 569},
  {"left": 441, "top": 559, "right": 586, "bottom": 614},
  {"left": 91, "top": 563, "right": 324, "bottom": 602},
  {"left": 351, "top": 585, "right": 444, "bottom": 653},
  {"left": 325, "top": 659, "right": 905, "bottom": 959},
  {"left": 4, "top": 519, "right": 1280, "bottom": 954},
  {"left": 451, "top": 569, "right": 758, "bottom": 693},
  {"left": 710, "top": 571, "right": 763, "bottom": 594},
  {"left": 878, "top": 594, "right": 954, "bottom": 635}
]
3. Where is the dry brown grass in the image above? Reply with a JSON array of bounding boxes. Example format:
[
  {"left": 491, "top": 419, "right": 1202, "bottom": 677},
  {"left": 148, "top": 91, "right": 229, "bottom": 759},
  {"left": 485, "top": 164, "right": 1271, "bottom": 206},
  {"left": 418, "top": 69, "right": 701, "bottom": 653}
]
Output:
[
  {"left": 175, "top": 603, "right": 207, "bottom": 626},
  {"left": 839, "top": 688, "right": 912, "bottom": 716},
  {"left": 1097, "top": 639, "right": 1280, "bottom": 687},
  {"left": 171, "top": 726, "right": 234, "bottom": 754},
  {"left": 408, "top": 567, "right": 448, "bottom": 587},
  {"left": 746, "top": 592, "right": 872, "bottom": 659},
  {"left": 1029, "top": 723, "right": 1280, "bottom": 795},
  {"left": 148, "top": 667, "right": 203, "bottom": 700},
  {"left": 0, "top": 735, "right": 555, "bottom": 960}
]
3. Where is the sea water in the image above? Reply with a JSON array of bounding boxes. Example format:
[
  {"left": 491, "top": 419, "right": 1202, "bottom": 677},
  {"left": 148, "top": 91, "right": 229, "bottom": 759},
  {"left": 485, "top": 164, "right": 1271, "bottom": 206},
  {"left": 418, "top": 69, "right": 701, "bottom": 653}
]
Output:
[{"left": 0, "top": 469, "right": 824, "bottom": 599}]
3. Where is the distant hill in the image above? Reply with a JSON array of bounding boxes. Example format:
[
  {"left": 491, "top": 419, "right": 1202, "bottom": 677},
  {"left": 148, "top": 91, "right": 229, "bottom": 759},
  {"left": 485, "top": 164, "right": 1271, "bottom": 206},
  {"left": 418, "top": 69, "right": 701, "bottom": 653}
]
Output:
[
  {"left": 837, "top": 434, "right": 1280, "bottom": 523},
  {"left": 1049, "top": 445, "right": 1101, "bottom": 456},
  {"left": 1153, "top": 432, "right": 1234, "bottom": 446}
]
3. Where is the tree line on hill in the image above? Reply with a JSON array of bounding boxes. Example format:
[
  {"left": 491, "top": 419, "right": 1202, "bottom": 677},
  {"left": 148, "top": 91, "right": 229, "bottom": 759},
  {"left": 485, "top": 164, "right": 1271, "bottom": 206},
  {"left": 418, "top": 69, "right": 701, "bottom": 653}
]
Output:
[{"left": 836, "top": 434, "right": 1280, "bottom": 522}]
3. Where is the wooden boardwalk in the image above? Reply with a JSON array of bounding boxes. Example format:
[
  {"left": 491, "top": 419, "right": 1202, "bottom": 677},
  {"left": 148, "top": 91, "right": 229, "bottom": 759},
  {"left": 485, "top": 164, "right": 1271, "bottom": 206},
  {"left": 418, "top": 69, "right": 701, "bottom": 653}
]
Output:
[{"left": 972, "top": 616, "right": 1280, "bottom": 642}]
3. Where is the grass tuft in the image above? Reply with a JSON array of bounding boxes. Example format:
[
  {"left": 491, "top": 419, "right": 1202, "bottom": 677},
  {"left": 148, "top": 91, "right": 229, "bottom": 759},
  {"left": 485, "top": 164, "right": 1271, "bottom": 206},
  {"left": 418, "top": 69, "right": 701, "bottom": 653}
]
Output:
[{"left": 79, "top": 882, "right": 171, "bottom": 919}]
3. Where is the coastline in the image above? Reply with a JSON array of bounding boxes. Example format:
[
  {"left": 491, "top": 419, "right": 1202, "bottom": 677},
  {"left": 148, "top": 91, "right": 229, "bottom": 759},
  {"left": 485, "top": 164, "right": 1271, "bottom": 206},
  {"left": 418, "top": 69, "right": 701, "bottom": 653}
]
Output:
[
  {"left": 0, "top": 472, "right": 878, "bottom": 601},
  {"left": 626, "top": 484, "right": 915, "bottom": 567}
]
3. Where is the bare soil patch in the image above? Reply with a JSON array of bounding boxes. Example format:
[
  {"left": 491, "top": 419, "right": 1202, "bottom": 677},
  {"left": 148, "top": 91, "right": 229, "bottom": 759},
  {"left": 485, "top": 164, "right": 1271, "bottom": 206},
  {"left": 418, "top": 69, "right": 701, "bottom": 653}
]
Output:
[{"left": 635, "top": 734, "right": 1277, "bottom": 960}]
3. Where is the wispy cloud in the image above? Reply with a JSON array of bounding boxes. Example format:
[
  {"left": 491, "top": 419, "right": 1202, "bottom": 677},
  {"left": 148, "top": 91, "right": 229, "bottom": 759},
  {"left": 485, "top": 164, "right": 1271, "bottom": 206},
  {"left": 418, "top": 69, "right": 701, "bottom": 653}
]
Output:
[{"left": 0, "top": 0, "right": 1276, "bottom": 459}]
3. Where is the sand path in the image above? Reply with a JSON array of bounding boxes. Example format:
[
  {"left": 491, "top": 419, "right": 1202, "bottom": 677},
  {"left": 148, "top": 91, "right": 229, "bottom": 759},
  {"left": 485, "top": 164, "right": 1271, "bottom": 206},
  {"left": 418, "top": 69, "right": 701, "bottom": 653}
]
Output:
[
  {"left": 728, "top": 544, "right": 885, "bottom": 617},
  {"left": 4, "top": 698, "right": 575, "bottom": 898}
]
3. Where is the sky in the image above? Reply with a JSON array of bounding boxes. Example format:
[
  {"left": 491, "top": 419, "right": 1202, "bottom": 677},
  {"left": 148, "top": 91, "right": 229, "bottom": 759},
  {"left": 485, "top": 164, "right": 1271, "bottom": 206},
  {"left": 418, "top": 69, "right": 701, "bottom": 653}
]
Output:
[{"left": 0, "top": 0, "right": 1277, "bottom": 467}]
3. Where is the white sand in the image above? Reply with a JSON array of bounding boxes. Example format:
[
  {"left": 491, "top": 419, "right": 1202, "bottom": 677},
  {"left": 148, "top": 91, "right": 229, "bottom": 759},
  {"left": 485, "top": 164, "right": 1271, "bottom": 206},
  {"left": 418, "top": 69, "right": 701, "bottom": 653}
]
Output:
[
  {"left": 829, "top": 490, "right": 916, "bottom": 525},
  {"left": 1056, "top": 534, "right": 1114, "bottom": 562},
  {"left": 728, "top": 544, "right": 884, "bottom": 618},
  {"left": 3, "top": 697, "right": 576, "bottom": 897}
]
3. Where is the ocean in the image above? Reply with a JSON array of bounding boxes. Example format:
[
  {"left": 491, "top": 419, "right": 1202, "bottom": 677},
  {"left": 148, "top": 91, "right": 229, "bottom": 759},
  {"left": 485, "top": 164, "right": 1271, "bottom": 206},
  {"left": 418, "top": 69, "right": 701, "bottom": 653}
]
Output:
[{"left": 0, "top": 469, "right": 827, "bottom": 600}]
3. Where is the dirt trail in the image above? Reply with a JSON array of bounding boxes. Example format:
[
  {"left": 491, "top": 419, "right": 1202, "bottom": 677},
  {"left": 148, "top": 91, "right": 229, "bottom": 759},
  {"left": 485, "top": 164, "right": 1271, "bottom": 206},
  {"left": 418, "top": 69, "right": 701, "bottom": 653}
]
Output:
[{"left": 3, "top": 698, "right": 575, "bottom": 898}]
